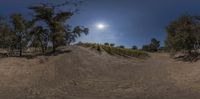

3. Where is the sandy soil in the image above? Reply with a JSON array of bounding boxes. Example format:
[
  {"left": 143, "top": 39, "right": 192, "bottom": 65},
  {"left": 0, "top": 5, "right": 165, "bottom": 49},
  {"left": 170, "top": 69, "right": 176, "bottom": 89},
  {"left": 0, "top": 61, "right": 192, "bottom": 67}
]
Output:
[{"left": 0, "top": 46, "right": 200, "bottom": 99}]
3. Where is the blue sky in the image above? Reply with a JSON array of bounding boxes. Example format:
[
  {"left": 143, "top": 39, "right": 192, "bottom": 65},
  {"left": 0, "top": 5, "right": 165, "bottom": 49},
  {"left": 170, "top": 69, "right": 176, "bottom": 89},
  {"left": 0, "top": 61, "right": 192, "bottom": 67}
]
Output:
[{"left": 1, "top": 0, "right": 200, "bottom": 48}]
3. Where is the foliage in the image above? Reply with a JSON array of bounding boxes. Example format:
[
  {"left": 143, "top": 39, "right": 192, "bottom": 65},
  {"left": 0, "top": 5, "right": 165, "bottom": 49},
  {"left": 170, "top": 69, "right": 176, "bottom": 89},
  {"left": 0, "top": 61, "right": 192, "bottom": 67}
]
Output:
[
  {"left": 0, "top": 0, "right": 88, "bottom": 57},
  {"left": 78, "top": 43, "right": 148, "bottom": 58},
  {"left": 132, "top": 46, "right": 138, "bottom": 50},
  {"left": 29, "top": 26, "right": 49, "bottom": 53},
  {"left": 142, "top": 38, "right": 160, "bottom": 52},
  {"left": 104, "top": 43, "right": 109, "bottom": 46},
  {"left": 149, "top": 38, "right": 160, "bottom": 52},
  {"left": 10, "top": 13, "right": 34, "bottom": 56},
  {"left": 29, "top": 1, "right": 88, "bottom": 52},
  {"left": 65, "top": 26, "right": 89, "bottom": 45},
  {"left": 165, "top": 15, "right": 200, "bottom": 52},
  {"left": 165, "top": 15, "right": 200, "bottom": 62},
  {"left": 110, "top": 43, "right": 115, "bottom": 47},
  {"left": 0, "top": 17, "right": 14, "bottom": 49},
  {"left": 118, "top": 45, "right": 125, "bottom": 49},
  {"left": 142, "top": 45, "right": 149, "bottom": 51}
]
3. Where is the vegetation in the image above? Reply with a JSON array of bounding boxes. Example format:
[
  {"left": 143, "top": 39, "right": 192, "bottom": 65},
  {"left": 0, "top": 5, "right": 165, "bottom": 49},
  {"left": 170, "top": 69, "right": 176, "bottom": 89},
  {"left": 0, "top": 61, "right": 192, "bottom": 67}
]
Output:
[
  {"left": 118, "top": 45, "right": 125, "bottom": 49},
  {"left": 77, "top": 43, "right": 148, "bottom": 58},
  {"left": 165, "top": 15, "right": 200, "bottom": 61},
  {"left": 110, "top": 43, "right": 115, "bottom": 47},
  {"left": 104, "top": 43, "right": 109, "bottom": 46},
  {"left": 0, "top": 0, "right": 88, "bottom": 56},
  {"left": 142, "top": 38, "right": 160, "bottom": 52},
  {"left": 10, "top": 13, "right": 34, "bottom": 56},
  {"left": 29, "top": 1, "right": 88, "bottom": 52},
  {"left": 132, "top": 46, "right": 138, "bottom": 50}
]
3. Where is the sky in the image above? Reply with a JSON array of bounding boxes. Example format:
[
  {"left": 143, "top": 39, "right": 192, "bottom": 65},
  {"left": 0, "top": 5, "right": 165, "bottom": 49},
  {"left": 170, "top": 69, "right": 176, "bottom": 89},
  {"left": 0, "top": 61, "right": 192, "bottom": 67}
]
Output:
[{"left": 1, "top": 0, "right": 200, "bottom": 48}]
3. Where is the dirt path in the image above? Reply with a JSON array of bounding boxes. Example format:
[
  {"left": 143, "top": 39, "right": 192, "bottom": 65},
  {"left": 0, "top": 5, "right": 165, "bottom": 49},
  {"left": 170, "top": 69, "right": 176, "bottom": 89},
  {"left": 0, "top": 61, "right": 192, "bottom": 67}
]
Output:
[{"left": 0, "top": 46, "right": 199, "bottom": 99}]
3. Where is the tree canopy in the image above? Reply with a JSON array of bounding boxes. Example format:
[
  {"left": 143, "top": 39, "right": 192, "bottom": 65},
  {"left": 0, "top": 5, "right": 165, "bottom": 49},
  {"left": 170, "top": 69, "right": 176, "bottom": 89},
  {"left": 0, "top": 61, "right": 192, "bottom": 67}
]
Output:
[
  {"left": 165, "top": 15, "right": 200, "bottom": 53},
  {"left": 29, "top": 1, "right": 88, "bottom": 52},
  {"left": 0, "top": 0, "right": 89, "bottom": 56},
  {"left": 142, "top": 38, "right": 160, "bottom": 52}
]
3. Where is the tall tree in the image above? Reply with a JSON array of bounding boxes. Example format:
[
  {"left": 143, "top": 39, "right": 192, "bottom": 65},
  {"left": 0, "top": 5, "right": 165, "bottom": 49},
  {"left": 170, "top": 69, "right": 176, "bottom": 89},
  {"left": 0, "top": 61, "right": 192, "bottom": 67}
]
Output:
[
  {"left": 0, "top": 17, "right": 9, "bottom": 49},
  {"left": 29, "top": 1, "right": 88, "bottom": 52},
  {"left": 142, "top": 38, "right": 160, "bottom": 52},
  {"left": 149, "top": 38, "right": 160, "bottom": 52},
  {"left": 165, "top": 15, "right": 200, "bottom": 53},
  {"left": 10, "top": 13, "right": 34, "bottom": 56},
  {"left": 30, "top": 26, "right": 49, "bottom": 53},
  {"left": 132, "top": 45, "right": 138, "bottom": 50}
]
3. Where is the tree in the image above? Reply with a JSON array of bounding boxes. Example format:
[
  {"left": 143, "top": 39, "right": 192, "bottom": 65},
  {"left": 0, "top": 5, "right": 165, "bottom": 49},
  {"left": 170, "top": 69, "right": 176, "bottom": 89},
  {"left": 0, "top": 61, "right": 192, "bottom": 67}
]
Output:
[
  {"left": 104, "top": 43, "right": 109, "bottom": 46},
  {"left": 29, "top": 1, "right": 88, "bottom": 52},
  {"left": 165, "top": 15, "right": 200, "bottom": 54},
  {"left": 119, "top": 45, "right": 125, "bottom": 49},
  {"left": 29, "top": 26, "right": 49, "bottom": 53},
  {"left": 10, "top": 13, "right": 34, "bottom": 56},
  {"left": 110, "top": 43, "right": 115, "bottom": 47},
  {"left": 142, "top": 45, "right": 150, "bottom": 51},
  {"left": 149, "top": 38, "right": 160, "bottom": 52},
  {"left": 65, "top": 26, "right": 89, "bottom": 45},
  {"left": 132, "top": 45, "right": 138, "bottom": 50},
  {"left": 0, "top": 16, "right": 20, "bottom": 56},
  {"left": 0, "top": 17, "right": 10, "bottom": 49},
  {"left": 142, "top": 38, "right": 160, "bottom": 52},
  {"left": 0, "top": 0, "right": 88, "bottom": 56}
]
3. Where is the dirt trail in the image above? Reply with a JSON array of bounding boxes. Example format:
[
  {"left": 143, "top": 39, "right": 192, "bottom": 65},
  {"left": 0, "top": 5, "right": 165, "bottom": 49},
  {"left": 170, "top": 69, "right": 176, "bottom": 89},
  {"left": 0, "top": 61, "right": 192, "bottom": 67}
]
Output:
[{"left": 0, "top": 46, "right": 200, "bottom": 99}]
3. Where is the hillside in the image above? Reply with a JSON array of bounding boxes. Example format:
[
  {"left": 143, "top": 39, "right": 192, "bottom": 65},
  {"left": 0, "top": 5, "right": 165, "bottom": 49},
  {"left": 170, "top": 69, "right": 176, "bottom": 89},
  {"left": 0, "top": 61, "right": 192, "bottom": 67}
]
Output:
[{"left": 0, "top": 46, "right": 200, "bottom": 99}]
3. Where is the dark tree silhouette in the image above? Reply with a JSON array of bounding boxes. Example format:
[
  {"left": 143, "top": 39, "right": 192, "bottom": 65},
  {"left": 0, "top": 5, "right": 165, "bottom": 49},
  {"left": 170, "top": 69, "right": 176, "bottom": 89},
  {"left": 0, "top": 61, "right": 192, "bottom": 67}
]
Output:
[
  {"left": 132, "top": 46, "right": 138, "bottom": 50},
  {"left": 29, "top": 26, "right": 49, "bottom": 53},
  {"left": 10, "top": 13, "right": 34, "bottom": 56},
  {"left": 165, "top": 15, "right": 200, "bottom": 53},
  {"left": 29, "top": 0, "right": 88, "bottom": 52},
  {"left": 119, "top": 45, "right": 125, "bottom": 49},
  {"left": 142, "top": 38, "right": 160, "bottom": 52},
  {"left": 110, "top": 43, "right": 115, "bottom": 47},
  {"left": 104, "top": 43, "right": 109, "bottom": 46}
]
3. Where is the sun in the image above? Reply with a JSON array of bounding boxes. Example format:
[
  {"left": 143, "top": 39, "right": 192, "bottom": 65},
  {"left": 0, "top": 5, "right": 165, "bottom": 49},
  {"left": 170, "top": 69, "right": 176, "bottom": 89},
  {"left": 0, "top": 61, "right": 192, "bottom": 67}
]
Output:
[{"left": 96, "top": 23, "right": 106, "bottom": 30}]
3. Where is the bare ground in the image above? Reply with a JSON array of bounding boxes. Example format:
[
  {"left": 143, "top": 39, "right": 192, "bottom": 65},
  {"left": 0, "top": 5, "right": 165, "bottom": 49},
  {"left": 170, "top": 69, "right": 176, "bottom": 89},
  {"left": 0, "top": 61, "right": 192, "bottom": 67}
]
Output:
[{"left": 0, "top": 46, "right": 200, "bottom": 99}]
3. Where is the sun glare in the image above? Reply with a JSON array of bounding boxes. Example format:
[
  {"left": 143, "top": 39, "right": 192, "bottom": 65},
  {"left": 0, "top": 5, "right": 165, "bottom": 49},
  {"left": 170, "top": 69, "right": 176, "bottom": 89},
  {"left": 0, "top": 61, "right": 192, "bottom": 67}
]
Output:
[{"left": 96, "top": 23, "right": 106, "bottom": 30}]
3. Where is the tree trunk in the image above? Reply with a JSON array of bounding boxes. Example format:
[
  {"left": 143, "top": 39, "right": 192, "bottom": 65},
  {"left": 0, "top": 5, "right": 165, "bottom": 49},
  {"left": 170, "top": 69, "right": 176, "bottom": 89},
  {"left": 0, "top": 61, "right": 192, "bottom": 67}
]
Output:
[
  {"left": 39, "top": 38, "right": 45, "bottom": 54},
  {"left": 19, "top": 39, "right": 22, "bottom": 57},
  {"left": 19, "top": 48, "right": 22, "bottom": 56},
  {"left": 52, "top": 40, "right": 56, "bottom": 53},
  {"left": 41, "top": 44, "right": 45, "bottom": 54}
]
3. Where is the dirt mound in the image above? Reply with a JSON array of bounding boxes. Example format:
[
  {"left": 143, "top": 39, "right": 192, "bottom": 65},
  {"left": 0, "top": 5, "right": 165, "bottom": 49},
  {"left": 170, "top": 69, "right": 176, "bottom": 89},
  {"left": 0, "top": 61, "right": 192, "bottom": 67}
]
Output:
[{"left": 0, "top": 46, "right": 200, "bottom": 99}]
